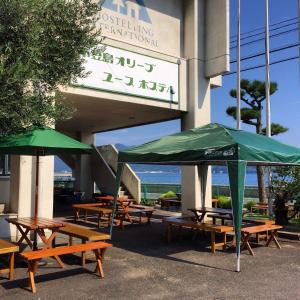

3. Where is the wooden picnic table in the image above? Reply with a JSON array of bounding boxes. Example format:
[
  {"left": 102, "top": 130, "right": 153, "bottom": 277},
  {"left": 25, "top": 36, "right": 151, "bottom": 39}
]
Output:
[
  {"left": 6, "top": 217, "right": 65, "bottom": 267},
  {"left": 128, "top": 205, "right": 155, "bottom": 224},
  {"left": 95, "top": 196, "right": 134, "bottom": 224},
  {"left": 73, "top": 203, "right": 113, "bottom": 227},
  {"left": 189, "top": 207, "right": 247, "bottom": 223},
  {"left": 163, "top": 217, "right": 233, "bottom": 253},
  {"left": 207, "top": 213, "right": 275, "bottom": 226}
]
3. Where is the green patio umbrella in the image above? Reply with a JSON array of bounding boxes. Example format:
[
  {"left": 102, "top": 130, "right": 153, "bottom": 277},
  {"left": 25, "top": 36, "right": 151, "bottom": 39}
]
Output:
[
  {"left": 113, "top": 123, "right": 300, "bottom": 272},
  {"left": 0, "top": 126, "right": 92, "bottom": 220}
]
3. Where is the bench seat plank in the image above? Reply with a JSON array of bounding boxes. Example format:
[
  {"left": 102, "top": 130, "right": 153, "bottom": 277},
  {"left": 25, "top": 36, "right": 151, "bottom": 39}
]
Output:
[
  {"left": 20, "top": 241, "right": 112, "bottom": 261},
  {"left": 207, "top": 213, "right": 275, "bottom": 226},
  {"left": 21, "top": 241, "right": 112, "bottom": 293},
  {"left": 0, "top": 239, "right": 19, "bottom": 280},
  {"left": 241, "top": 224, "right": 282, "bottom": 234},
  {"left": 59, "top": 224, "right": 110, "bottom": 242},
  {"left": 58, "top": 223, "right": 111, "bottom": 266},
  {"left": 163, "top": 217, "right": 233, "bottom": 232},
  {"left": 241, "top": 224, "right": 283, "bottom": 255},
  {"left": 79, "top": 207, "right": 112, "bottom": 214},
  {"left": 0, "top": 240, "right": 19, "bottom": 255}
]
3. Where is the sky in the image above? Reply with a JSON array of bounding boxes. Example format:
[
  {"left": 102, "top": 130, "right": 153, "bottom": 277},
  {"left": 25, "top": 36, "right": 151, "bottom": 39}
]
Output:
[{"left": 96, "top": 0, "right": 300, "bottom": 148}]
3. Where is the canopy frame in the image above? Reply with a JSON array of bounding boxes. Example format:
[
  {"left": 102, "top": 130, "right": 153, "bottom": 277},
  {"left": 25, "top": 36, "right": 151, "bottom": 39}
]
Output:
[{"left": 110, "top": 123, "right": 300, "bottom": 272}]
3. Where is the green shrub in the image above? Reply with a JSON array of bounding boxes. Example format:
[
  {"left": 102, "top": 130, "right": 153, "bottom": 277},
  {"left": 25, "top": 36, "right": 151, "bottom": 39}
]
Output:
[
  {"left": 140, "top": 199, "right": 156, "bottom": 206},
  {"left": 244, "top": 200, "right": 256, "bottom": 212},
  {"left": 217, "top": 195, "right": 232, "bottom": 209},
  {"left": 160, "top": 191, "right": 177, "bottom": 199}
]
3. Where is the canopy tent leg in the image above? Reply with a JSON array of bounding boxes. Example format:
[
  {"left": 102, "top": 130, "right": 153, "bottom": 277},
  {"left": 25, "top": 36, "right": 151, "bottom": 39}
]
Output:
[
  {"left": 227, "top": 160, "right": 246, "bottom": 272},
  {"left": 197, "top": 165, "right": 208, "bottom": 208},
  {"left": 109, "top": 163, "right": 125, "bottom": 238}
]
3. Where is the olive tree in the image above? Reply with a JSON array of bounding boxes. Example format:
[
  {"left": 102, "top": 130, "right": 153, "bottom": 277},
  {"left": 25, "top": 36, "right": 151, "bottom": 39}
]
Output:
[
  {"left": 0, "top": 0, "right": 103, "bottom": 135},
  {"left": 272, "top": 166, "right": 300, "bottom": 225}
]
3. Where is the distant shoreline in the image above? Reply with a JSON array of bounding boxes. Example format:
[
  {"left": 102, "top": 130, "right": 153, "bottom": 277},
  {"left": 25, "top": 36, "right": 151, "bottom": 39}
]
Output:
[{"left": 54, "top": 171, "right": 259, "bottom": 187}]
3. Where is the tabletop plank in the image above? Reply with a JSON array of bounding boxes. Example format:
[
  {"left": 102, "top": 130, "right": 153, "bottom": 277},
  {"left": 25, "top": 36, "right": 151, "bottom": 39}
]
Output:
[
  {"left": 6, "top": 217, "right": 65, "bottom": 229},
  {"left": 96, "top": 196, "right": 134, "bottom": 203}
]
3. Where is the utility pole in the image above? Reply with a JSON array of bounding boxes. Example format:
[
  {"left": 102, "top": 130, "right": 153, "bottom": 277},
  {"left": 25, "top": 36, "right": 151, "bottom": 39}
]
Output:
[
  {"left": 265, "top": 0, "right": 273, "bottom": 217},
  {"left": 236, "top": 0, "right": 241, "bottom": 130},
  {"left": 298, "top": 0, "right": 300, "bottom": 81},
  {"left": 265, "top": 0, "right": 271, "bottom": 137}
]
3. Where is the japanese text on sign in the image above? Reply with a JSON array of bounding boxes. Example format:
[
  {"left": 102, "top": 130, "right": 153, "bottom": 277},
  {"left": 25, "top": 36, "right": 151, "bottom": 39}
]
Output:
[{"left": 75, "top": 46, "right": 179, "bottom": 103}]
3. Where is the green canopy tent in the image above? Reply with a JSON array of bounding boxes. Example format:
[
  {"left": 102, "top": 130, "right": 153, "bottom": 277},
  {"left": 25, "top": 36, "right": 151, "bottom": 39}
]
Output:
[
  {"left": 0, "top": 126, "right": 92, "bottom": 221},
  {"left": 111, "top": 123, "right": 300, "bottom": 272}
]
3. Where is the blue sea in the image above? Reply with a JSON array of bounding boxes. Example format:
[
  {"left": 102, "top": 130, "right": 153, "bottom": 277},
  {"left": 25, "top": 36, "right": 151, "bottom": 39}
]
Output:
[
  {"left": 132, "top": 165, "right": 257, "bottom": 186},
  {"left": 132, "top": 166, "right": 259, "bottom": 186},
  {"left": 55, "top": 159, "right": 260, "bottom": 186}
]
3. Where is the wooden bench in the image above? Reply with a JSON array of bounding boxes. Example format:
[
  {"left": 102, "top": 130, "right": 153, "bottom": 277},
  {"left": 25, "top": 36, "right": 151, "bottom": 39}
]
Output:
[
  {"left": 207, "top": 213, "right": 276, "bottom": 243},
  {"left": 57, "top": 223, "right": 111, "bottom": 266},
  {"left": 241, "top": 224, "right": 283, "bottom": 256},
  {"left": 20, "top": 241, "right": 112, "bottom": 294},
  {"left": 207, "top": 213, "right": 275, "bottom": 226},
  {"left": 128, "top": 205, "right": 154, "bottom": 224},
  {"left": 278, "top": 230, "right": 300, "bottom": 241},
  {"left": 73, "top": 204, "right": 113, "bottom": 227},
  {"left": 250, "top": 202, "right": 269, "bottom": 215},
  {"left": 163, "top": 217, "right": 233, "bottom": 253},
  {"left": 0, "top": 239, "right": 19, "bottom": 280}
]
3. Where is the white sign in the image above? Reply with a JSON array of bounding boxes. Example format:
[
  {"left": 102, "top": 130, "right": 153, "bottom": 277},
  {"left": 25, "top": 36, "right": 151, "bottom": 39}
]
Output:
[
  {"left": 97, "top": 0, "right": 181, "bottom": 56},
  {"left": 75, "top": 46, "right": 179, "bottom": 103}
]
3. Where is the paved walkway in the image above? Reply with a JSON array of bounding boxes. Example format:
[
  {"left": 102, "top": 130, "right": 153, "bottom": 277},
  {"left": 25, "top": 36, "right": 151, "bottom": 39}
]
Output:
[{"left": 1, "top": 214, "right": 300, "bottom": 299}]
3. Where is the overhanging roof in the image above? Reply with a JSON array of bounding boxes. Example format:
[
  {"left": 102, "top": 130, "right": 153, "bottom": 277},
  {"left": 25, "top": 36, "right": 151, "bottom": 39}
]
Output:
[{"left": 118, "top": 123, "right": 300, "bottom": 166}]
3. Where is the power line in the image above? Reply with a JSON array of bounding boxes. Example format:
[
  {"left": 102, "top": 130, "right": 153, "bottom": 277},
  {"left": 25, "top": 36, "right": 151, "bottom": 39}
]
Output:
[
  {"left": 230, "top": 21, "right": 298, "bottom": 44},
  {"left": 224, "top": 55, "right": 299, "bottom": 76},
  {"left": 230, "top": 43, "right": 299, "bottom": 64},
  {"left": 230, "top": 16, "right": 298, "bottom": 39},
  {"left": 230, "top": 27, "right": 299, "bottom": 50}
]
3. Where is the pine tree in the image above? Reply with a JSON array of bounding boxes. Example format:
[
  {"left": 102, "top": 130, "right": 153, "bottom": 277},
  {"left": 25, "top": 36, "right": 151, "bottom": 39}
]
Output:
[{"left": 226, "top": 79, "right": 288, "bottom": 203}]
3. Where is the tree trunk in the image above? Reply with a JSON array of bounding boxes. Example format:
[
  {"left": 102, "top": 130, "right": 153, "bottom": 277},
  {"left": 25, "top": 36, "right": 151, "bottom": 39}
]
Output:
[
  {"left": 257, "top": 166, "right": 267, "bottom": 203},
  {"left": 256, "top": 118, "right": 267, "bottom": 204},
  {"left": 274, "top": 193, "right": 289, "bottom": 225}
]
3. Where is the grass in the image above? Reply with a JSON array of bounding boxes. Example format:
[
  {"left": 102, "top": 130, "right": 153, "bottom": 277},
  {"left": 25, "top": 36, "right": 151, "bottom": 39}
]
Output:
[
  {"left": 244, "top": 213, "right": 273, "bottom": 220},
  {"left": 289, "top": 218, "right": 300, "bottom": 227}
]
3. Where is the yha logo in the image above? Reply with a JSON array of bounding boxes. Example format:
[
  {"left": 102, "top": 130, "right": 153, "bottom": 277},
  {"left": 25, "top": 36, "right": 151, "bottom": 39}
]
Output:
[{"left": 102, "top": 0, "right": 152, "bottom": 24}]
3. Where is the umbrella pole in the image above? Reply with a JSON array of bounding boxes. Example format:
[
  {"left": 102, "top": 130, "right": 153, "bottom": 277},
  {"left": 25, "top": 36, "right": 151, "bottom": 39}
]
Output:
[
  {"left": 33, "top": 155, "right": 39, "bottom": 250},
  {"left": 34, "top": 155, "right": 39, "bottom": 221}
]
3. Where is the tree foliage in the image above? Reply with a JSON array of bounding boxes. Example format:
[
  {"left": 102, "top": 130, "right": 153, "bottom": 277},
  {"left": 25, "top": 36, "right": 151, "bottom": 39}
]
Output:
[
  {"left": 0, "top": 0, "right": 103, "bottom": 135},
  {"left": 272, "top": 166, "right": 300, "bottom": 224},
  {"left": 227, "top": 79, "right": 287, "bottom": 135},
  {"left": 227, "top": 79, "right": 288, "bottom": 203}
]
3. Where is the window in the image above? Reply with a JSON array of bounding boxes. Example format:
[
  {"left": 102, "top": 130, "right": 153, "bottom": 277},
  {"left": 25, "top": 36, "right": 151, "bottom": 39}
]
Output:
[{"left": 0, "top": 155, "right": 10, "bottom": 176}]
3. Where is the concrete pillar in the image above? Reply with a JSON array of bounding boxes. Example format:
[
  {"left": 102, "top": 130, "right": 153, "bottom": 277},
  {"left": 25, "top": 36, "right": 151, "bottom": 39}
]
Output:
[
  {"left": 181, "top": 0, "right": 212, "bottom": 213},
  {"left": 74, "top": 132, "right": 95, "bottom": 198},
  {"left": 10, "top": 156, "right": 34, "bottom": 217},
  {"left": 9, "top": 155, "right": 54, "bottom": 240},
  {"left": 36, "top": 156, "right": 54, "bottom": 218},
  {"left": 10, "top": 155, "right": 54, "bottom": 218}
]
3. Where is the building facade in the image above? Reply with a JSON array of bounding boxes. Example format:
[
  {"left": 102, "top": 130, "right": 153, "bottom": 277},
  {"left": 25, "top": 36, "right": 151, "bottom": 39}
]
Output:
[{"left": 0, "top": 0, "right": 229, "bottom": 238}]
